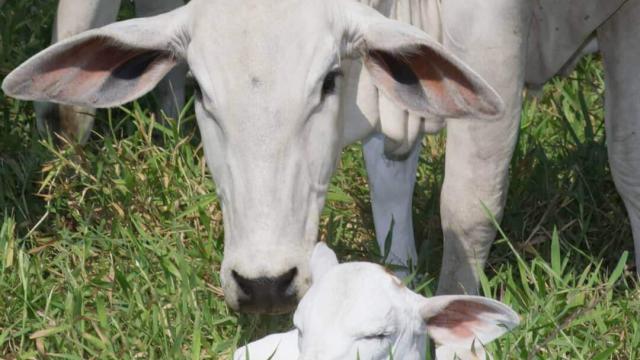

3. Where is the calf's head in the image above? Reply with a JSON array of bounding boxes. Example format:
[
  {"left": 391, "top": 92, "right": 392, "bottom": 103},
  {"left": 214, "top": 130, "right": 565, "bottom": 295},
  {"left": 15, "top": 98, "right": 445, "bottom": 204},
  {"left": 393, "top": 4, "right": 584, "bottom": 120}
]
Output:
[
  {"left": 291, "top": 243, "right": 520, "bottom": 359},
  {"left": 2, "top": 0, "right": 503, "bottom": 313}
]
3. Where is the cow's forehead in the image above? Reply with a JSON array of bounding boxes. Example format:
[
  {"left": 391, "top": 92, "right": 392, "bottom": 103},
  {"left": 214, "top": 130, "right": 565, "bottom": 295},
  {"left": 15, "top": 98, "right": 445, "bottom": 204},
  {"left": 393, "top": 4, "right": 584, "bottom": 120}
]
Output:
[
  {"left": 190, "top": 0, "right": 338, "bottom": 66},
  {"left": 299, "top": 263, "right": 415, "bottom": 331},
  {"left": 321, "top": 263, "right": 407, "bottom": 294},
  {"left": 186, "top": 0, "right": 343, "bottom": 121}
]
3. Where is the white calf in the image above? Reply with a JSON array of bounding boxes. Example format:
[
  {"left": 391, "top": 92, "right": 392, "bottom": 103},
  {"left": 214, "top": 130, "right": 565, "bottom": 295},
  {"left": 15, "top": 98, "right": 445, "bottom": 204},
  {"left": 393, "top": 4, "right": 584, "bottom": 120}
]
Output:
[{"left": 234, "top": 243, "right": 519, "bottom": 360}]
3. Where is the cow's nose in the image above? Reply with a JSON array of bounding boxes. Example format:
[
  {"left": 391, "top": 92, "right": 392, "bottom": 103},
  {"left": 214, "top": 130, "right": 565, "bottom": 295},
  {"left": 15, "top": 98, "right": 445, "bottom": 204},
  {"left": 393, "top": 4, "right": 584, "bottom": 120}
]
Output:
[{"left": 232, "top": 267, "right": 298, "bottom": 314}]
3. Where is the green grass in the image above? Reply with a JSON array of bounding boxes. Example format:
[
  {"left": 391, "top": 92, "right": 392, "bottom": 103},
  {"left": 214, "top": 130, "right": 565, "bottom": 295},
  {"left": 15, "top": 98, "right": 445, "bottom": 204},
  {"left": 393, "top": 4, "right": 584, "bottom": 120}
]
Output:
[{"left": 1, "top": 1, "right": 638, "bottom": 359}]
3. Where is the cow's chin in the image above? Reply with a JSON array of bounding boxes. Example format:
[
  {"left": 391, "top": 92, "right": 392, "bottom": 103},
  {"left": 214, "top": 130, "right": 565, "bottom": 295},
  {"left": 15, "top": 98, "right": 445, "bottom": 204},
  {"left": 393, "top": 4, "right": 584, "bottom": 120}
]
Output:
[{"left": 236, "top": 295, "right": 300, "bottom": 315}]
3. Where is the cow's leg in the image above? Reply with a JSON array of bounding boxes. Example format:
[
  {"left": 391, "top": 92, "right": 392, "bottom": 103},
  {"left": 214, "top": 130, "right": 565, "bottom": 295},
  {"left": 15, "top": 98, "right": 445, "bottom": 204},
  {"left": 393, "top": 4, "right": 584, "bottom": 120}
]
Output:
[
  {"left": 436, "top": 0, "right": 532, "bottom": 294},
  {"left": 135, "top": 0, "right": 187, "bottom": 121},
  {"left": 35, "top": 0, "right": 121, "bottom": 144},
  {"left": 363, "top": 134, "right": 421, "bottom": 272},
  {"left": 598, "top": 0, "right": 640, "bottom": 273}
]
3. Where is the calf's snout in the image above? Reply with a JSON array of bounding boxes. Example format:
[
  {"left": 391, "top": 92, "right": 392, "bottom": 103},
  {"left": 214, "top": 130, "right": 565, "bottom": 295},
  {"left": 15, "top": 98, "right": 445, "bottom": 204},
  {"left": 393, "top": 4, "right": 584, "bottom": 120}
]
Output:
[{"left": 232, "top": 267, "right": 299, "bottom": 314}]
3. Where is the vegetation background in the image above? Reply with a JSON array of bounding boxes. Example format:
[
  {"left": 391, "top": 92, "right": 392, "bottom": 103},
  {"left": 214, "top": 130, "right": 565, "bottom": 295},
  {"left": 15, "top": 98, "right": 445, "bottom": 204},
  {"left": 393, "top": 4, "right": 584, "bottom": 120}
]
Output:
[{"left": 0, "top": 1, "right": 638, "bottom": 359}]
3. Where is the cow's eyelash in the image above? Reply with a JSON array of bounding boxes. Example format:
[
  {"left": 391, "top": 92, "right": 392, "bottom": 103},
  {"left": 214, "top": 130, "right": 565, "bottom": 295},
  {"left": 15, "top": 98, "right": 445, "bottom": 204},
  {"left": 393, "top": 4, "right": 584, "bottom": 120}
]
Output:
[{"left": 362, "top": 332, "right": 391, "bottom": 341}]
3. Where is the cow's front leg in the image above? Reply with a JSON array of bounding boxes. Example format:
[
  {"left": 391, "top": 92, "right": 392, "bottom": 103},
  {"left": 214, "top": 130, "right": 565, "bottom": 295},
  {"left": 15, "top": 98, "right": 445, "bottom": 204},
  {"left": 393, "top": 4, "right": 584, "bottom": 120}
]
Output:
[
  {"left": 598, "top": 0, "right": 640, "bottom": 273},
  {"left": 35, "top": 0, "right": 121, "bottom": 144},
  {"left": 135, "top": 0, "right": 187, "bottom": 121},
  {"left": 363, "top": 134, "right": 421, "bottom": 272},
  {"left": 437, "top": 0, "right": 532, "bottom": 294}
]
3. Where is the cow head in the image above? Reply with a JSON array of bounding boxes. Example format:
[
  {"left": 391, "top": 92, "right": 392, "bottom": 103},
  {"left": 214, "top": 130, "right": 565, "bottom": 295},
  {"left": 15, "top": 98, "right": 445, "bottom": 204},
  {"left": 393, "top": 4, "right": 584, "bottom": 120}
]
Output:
[
  {"left": 2, "top": 0, "right": 503, "bottom": 313},
  {"left": 292, "top": 243, "right": 520, "bottom": 359}
]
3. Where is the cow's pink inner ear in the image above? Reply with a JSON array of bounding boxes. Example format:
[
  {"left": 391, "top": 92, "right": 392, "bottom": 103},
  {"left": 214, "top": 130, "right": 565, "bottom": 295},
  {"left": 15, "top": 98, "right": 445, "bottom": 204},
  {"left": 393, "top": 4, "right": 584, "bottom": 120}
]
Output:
[
  {"left": 365, "top": 48, "right": 427, "bottom": 112},
  {"left": 426, "top": 300, "right": 500, "bottom": 338},
  {"left": 368, "top": 49, "right": 422, "bottom": 87},
  {"left": 22, "top": 36, "right": 176, "bottom": 107},
  {"left": 366, "top": 45, "right": 501, "bottom": 118},
  {"left": 406, "top": 46, "right": 478, "bottom": 112}
]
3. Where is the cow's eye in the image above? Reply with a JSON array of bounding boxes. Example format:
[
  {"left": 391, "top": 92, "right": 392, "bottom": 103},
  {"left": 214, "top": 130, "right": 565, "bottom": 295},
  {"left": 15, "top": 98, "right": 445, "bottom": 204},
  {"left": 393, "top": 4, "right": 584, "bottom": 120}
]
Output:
[
  {"left": 193, "top": 80, "right": 202, "bottom": 97},
  {"left": 321, "top": 69, "right": 343, "bottom": 98},
  {"left": 362, "top": 332, "right": 390, "bottom": 341},
  {"left": 187, "top": 71, "right": 202, "bottom": 97}
]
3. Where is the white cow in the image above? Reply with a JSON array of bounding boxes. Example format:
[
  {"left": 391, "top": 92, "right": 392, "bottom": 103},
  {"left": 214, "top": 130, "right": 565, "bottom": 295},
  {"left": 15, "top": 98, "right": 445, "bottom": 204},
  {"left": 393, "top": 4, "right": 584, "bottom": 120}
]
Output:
[
  {"left": 362, "top": 0, "right": 640, "bottom": 295},
  {"left": 2, "top": 0, "right": 503, "bottom": 313},
  {"left": 11, "top": 0, "right": 639, "bottom": 305},
  {"left": 233, "top": 243, "right": 519, "bottom": 360}
]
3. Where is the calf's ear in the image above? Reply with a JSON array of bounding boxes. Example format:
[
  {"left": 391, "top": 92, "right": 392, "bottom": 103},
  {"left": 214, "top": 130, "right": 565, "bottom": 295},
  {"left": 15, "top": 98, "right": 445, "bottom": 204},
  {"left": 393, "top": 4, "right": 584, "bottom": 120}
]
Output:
[
  {"left": 419, "top": 295, "right": 519, "bottom": 348},
  {"left": 2, "top": 6, "right": 190, "bottom": 108},
  {"left": 346, "top": 3, "right": 504, "bottom": 120},
  {"left": 310, "top": 242, "right": 338, "bottom": 283}
]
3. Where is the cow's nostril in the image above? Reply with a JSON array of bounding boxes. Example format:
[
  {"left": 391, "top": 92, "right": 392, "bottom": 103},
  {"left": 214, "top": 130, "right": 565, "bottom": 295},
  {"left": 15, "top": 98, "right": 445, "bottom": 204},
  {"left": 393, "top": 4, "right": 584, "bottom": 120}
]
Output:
[
  {"left": 232, "top": 270, "right": 255, "bottom": 297},
  {"left": 231, "top": 267, "right": 299, "bottom": 314},
  {"left": 276, "top": 267, "right": 298, "bottom": 293}
]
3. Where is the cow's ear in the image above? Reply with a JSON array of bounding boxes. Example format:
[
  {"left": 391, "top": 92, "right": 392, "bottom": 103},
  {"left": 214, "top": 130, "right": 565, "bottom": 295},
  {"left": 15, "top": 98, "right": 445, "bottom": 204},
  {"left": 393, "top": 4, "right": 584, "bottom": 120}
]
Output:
[
  {"left": 346, "top": 4, "right": 503, "bottom": 119},
  {"left": 2, "top": 6, "right": 190, "bottom": 108},
  {"left": 310, "top": 242, "right": 338, "bottom": 283},
  {"left": 419, "top": 295, "right": 519, "bottom": 348}
]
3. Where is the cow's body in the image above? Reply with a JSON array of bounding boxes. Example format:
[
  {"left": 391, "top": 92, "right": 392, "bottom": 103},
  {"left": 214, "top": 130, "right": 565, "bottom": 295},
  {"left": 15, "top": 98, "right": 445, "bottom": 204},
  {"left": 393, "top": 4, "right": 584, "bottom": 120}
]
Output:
[{"left": 364, "top": 0, "right": 640, "bottom": 294}]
